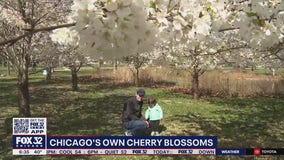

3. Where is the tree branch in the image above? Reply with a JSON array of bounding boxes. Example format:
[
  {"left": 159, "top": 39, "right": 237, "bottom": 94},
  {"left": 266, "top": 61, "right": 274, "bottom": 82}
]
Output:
[
  {"left": 23, "top": 22, "right": 76, "bottom": 32},
  {"left": 0, "top": 33, "right": 30, "bottom": 46},
  {"left": 76, "top": 62, "right": 83, "bottom": 72},
  {"left": 207, "top": 45, "right": 250, "bottom": 55},
  {"left": 260, "top": 42, "right": 284, "bottom": 61},
  {"left": 0, "top": 22, "right": 76, "bottom": 46},
  {"left": 17, "top": 0, "right": 26, "bottom": 20},
  {"left": 218, "top": 27, "right": 240, "bottom": 32}
]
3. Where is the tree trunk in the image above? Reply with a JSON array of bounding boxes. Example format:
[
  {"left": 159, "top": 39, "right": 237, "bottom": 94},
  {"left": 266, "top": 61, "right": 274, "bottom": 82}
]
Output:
[
  {"left": 46, "top": 67, "right": 52, "bottom": 80},
  {"left": 134, "top": 68, "right": 139, "bottom": 86},
  {"left": 18, "top": 57, "right": 31, "bottom": 117},
  {"left": 272, "top": 68, "right": 275, "bottom": 76},
  {"left": 58, "top": 55, "right": 63, "bottom": 67},
  {"left": 7, "top": 62, "right": 11, "bottom": 76},
  {"left": 113, "top": 58, "right": 118, "bottom": 71},
  {"left": 71, "top": 68, "right": 78, "bottom": 91},
  {"left": 191, "top": 67, "right": 200, "bottom": 100},
  {"left": 251, "top": 65, "right": 254, "bottom": 71},
  {"left": 98, "top": 59, "right": 103, "bottom": 70}
]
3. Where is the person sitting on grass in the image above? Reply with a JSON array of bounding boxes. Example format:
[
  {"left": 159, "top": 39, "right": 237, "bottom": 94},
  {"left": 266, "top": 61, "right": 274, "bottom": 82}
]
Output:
[
  {"left": 145, "top": 98, "right": 163, "bottom": 136},
  {"left": 122, "top": 89, "right": 149, "bottom": 136}
]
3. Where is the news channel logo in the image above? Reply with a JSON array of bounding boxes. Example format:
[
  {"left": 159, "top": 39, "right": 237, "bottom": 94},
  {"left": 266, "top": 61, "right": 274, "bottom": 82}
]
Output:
[
  {"left": 13, "top": 135, "right": 46, "bottom": 148},
  {"left": 13, "top": 118, "right": 47, "bottom": 149}
]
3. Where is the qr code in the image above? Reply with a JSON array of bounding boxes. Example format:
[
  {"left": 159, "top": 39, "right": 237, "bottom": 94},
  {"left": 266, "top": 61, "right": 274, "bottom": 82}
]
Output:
[
  {"left": 13, "top": 118, "right": 29, "bottom": 134},
  {"left": 13, "top": 118, "right": 46, "bottom": 135}
]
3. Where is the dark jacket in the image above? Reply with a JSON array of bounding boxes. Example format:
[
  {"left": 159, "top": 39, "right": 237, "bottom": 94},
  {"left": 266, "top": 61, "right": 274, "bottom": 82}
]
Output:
[{"left": 122, "top": 96, "right": 143, "bottom": 122}]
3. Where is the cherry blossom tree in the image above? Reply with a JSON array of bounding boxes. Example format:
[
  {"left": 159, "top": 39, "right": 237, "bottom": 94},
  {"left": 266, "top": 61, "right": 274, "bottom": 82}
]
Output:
[
  {"left": 219, "top": 48, "right": 259, "bottom": 70},
  {"left": 258, "top": 51, "right": 284, "bottom": 76},
  {"left": 147, "top": 0, "right": 284, "bottom": 99},
  {"left": 123, "top": 53, "right": 149, "bottom": 86},
  {"left": 67, "top": 0, "right": 226, "bottom": 99},
  {"left": 145, "top": 0, "right": 249, "bottom": 99},
  {"left": 0, "top": 0, "right": 72, "bottom": 116},
  {"left": 50, "top": 27, "right": 86, "bottom": 91},
  {"left": 70, "top": 0, "right": 157, "bottom": 59},
  {"left": 122, "top": 50, "right": 162, "bottom": 86},
  {"left": 37, "top": 40, "right": 62, "bottom": 80},
  {"left": 46, "top": 0, "right": 284, "bottom": 100},
  {"left": 61, "top": 46, "right": 85, "bottom": 91},
  {"left": 216, "top": 0, "right": 283, "bottom": 64}
]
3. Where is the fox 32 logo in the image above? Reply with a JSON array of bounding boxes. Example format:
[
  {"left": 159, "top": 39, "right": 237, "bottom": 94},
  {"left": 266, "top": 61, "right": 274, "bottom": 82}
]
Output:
[{"left": 13, "top": 136, "right": 45, "bottom": 148}]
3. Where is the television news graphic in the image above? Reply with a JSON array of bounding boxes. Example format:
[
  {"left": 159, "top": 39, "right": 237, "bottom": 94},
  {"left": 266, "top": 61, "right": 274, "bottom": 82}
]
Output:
[
  {"left": 12, "top": 118, "right": 284, "bottom": 156},
  {"left": 254, "top": 148, "right": 261, "bottom": 155},
  {"left": 216, "top": 149, "right": 246, "bottom": 155},
  {"left": 12, "top": 118, "right": 217, "bottom": 156},
  {"left": 46, "top": 136, "right": 217, "bottom": 155},
  {"left": 246, "top": 148, "right": 284, "bottom": 155},
  {"left": 13, "top": 118, "right": 47, "bottom": 155},
  {"left": 216, "top": 148, "right": 284, "bottom": 155}
]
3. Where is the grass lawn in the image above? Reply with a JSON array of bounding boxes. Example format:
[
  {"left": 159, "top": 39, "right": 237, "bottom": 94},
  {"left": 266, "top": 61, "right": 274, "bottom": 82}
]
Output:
[{"left": 0, "top": 67, "right": 283, "bottom": 160}]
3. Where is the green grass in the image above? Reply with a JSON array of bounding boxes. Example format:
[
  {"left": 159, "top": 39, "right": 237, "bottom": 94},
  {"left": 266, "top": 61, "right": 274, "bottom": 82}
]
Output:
[{"left": 0, "top": 67, "right": 283, "bottom": 159}]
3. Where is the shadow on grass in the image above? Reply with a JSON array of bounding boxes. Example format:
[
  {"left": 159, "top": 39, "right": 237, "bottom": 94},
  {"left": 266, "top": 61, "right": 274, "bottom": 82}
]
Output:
[
  {"left": 0, "top": 83, "right": 18, "bottom": 107},
  {"left": 0, "top": 73, "right": 175, "bottom": 159},
  {"left": 169, "top": 97, "right": 284, "bottom": 148},
  {"left": 4, "top": 74, "right": 283, "bottom": 159},
  {"left": 1, "top": 94, "right": 135, "bottom": 160},
  {"left": 46, "top": 94, "right": 129, "bottom": 136},
  {"left": 0, "top": 76, "right": 137, "bottom": 159},
  {"left": 29, "top": 82, "right": 131, "bottom": 136}
]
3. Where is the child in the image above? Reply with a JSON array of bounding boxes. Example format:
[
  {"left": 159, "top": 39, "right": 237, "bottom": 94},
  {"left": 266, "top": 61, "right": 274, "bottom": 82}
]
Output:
[{"left": 145, "top": 98, "right": 163, "bottom": 136}]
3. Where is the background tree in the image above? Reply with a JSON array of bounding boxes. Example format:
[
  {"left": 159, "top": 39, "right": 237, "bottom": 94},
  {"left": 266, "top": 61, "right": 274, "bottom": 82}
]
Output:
[
  {"left": 224, "top": 49, "right": 258, "bottom": 70},
  {"left": 147, "top": 0, "right": 248, "bottom": 100},
  {"left": 122, "top": 51, "right": 161, "bottom": 86},
  {"left": 0, "top": 54, "right": 11, "bottom": 76},
  {"left": 260, "top": 54, "right": 284, "bottom": 76},
  {"left": 0, "top": 0, "right": 72, "bottom": 116},
  {"left": 0, "top": 20, "right": 35, "bottom": 116},
  {"left": 37, "top": 41, "right": 62, "bottom": 80},
  {"left": 50, "top": 27, "right": 86, "bottom": 91},
  {"left": 61, "top": 46, "right": 85, "bottom": 91}
]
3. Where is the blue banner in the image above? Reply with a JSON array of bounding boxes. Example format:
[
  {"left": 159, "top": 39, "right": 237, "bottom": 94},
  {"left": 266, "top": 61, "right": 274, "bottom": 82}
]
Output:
[
  {"left": 216, "top": 149, "right": 246, "bottom": 155},
  {"left": 47, "top": 136, "right": 217, "bottom": 149}
]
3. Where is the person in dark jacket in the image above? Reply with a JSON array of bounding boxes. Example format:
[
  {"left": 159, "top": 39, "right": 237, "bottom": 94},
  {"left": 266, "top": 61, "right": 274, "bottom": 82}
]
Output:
[{"left": 122, "top": 89, "right": 149, "bottom": 136}]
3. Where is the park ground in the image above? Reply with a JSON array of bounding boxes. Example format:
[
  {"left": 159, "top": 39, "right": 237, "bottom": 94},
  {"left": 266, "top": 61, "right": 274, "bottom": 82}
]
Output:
[{"left": 0, "top": 67, "right": 283, "bottom": 160}]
